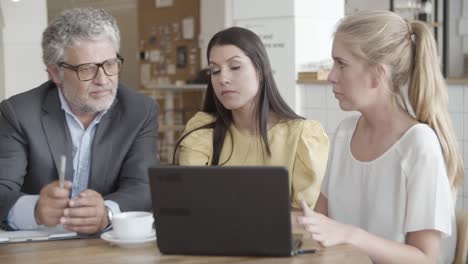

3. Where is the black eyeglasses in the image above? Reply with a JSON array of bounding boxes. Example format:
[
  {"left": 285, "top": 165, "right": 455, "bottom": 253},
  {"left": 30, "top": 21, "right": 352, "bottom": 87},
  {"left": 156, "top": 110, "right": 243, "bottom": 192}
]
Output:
[{"left": 58, "top": 54, "right": 124, "bottom": 81}]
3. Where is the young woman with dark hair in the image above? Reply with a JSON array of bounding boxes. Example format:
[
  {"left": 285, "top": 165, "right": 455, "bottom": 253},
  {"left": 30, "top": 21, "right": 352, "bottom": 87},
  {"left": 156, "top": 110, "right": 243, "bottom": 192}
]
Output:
[{"left": 174, "top": 27, "right": 329, "bottom": 208}]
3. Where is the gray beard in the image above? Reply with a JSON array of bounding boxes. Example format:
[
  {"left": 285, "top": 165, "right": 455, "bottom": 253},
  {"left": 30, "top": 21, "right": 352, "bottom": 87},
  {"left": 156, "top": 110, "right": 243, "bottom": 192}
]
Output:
[{"left": 61, "top": 86, "right": 116, "bottom": 114}]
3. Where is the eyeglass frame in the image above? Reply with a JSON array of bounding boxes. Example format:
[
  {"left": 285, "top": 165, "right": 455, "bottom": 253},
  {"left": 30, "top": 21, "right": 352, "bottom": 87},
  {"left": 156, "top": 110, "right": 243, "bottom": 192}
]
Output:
[{"left": 58, "top": 54, "right": 124, "bottom": 81}]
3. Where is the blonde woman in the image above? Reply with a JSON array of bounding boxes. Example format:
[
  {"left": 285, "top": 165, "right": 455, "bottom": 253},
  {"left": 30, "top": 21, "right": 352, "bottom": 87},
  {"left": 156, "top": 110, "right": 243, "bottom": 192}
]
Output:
[{"left": 298, "top": 11, "right": 463, "bottom": 263}]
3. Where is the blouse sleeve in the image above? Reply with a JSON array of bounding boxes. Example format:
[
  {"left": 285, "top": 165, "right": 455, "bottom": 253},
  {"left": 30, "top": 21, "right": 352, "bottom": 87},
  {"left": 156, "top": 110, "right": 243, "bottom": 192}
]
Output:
[
  {"left": 291, "top": 120, "right": 329, "bottom": 208},
  {"left": 403, "top": 128, "right": 453, "bottom": 237},
  {"left": 177, "top": 112, "right": 215, "bottom": 165}
]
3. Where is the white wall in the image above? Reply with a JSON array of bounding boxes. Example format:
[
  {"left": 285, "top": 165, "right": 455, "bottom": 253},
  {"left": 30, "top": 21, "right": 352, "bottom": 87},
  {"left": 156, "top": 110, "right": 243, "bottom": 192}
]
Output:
[
  {"left": 294, "top": 1, "right": 344, "bottom": 69},
  {"left": 462, "top": 0, "right": 468, "bottom": 54},
  {"left": 448, "top": 0, "right": 464, "bottom": 77},
  {"left": 199, "top": 0, "right": 233, "bottom": 68},
  {"left": 235, "top": 16, "right": 297, "bottom": 109},
  {"left": 0, "top": 4, "right": 4, "bottom": 101},
  {"left": 0, "top": 0, "right": 48, "bottom": 100},
  {"left": 345, "top": 0, "right": 388, "bottom": 14}
]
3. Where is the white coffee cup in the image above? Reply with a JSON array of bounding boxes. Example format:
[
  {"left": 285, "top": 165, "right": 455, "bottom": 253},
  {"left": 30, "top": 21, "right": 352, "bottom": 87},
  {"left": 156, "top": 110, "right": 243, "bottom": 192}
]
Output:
[{"left": 111, "top": 211, "right": 154, "bottom": 240}]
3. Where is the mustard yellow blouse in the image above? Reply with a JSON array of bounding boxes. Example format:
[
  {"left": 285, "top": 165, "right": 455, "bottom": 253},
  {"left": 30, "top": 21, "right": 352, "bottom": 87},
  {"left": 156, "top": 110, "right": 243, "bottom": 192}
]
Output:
[{"left": 178, "top": 112, "right": 329, "bottom": 208}]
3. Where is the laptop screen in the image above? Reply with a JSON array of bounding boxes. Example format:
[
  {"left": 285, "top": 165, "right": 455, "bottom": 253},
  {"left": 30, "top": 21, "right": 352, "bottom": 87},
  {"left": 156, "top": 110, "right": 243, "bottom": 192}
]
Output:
[{"left": 149, "top": 166, "right": 296, "bottom": 256}]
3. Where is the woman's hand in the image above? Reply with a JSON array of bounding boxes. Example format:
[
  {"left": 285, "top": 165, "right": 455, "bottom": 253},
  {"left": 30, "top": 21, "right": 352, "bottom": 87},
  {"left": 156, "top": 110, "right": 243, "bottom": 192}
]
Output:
[
  {"left": 297, "top": 200, "right": 355, "bottom": 247},
  {"left": 298, "top": 200, "right": 441, "bottom": 263}
]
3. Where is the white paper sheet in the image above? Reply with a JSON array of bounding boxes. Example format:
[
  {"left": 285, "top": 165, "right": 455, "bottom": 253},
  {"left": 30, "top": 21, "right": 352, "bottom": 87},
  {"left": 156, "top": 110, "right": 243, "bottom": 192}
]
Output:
[{"left": 182, "top": 17, "right": 194, "bottom": 39}]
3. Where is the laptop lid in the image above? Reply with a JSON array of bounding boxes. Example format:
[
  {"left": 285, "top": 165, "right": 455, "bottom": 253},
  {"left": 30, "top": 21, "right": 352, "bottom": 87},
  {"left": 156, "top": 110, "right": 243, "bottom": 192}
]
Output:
[{"left": 149, "top": 166, "right": 297, "bottom": 256}]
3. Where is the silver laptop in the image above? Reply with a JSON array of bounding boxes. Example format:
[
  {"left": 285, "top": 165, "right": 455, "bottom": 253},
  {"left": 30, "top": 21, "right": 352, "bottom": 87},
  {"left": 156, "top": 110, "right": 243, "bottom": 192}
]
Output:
[{"left": 148, "top": 166, "right": 303, "bottom": 256}]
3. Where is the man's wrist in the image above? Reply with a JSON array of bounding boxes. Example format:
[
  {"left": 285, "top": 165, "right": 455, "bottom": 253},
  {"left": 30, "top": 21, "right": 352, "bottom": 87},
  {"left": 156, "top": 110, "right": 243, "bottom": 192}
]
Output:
[
  {"left": 102, "top": 200, "right": 120, "bottom": 231},
  {"left": 101, "top": 206, "right": 113, "bottom": 230},
  {"left": 106, "top": 206, "right": 113, "bottom": 224},
  {"left": 34, "top": 201, "right": 42, "bottom": 225}
]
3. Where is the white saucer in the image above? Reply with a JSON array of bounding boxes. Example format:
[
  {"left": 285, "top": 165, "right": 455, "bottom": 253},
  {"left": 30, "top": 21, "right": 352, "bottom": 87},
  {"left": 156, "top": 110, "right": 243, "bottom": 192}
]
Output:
[{"left": 101, "top": 230, "right": 156, "bottom": 248}]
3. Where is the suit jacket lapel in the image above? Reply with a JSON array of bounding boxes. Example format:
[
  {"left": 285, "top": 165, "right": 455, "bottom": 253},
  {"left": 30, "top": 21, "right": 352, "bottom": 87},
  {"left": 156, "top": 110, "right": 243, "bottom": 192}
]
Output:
[{"left": 41, "top": 87, "right": 74, "bottom": 182}]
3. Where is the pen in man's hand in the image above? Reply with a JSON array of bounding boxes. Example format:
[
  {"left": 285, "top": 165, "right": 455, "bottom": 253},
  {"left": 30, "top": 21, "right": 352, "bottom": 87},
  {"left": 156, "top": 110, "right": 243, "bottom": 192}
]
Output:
[{"left": 59, "top": 155, "right": 66, "bottom": 188}]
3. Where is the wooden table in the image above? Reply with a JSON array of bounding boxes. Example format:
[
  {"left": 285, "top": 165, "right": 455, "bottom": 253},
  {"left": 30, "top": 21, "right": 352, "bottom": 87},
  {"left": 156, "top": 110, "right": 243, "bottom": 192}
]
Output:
[{"left": 0, "top": 237, "right": 371, "bottom": 264}]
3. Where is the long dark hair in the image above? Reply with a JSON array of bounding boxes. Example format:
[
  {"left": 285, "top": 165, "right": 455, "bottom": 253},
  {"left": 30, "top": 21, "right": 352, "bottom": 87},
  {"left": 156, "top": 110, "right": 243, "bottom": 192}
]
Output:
[{"left": 174, "top": 27, "right": 302, "bottom": 165}]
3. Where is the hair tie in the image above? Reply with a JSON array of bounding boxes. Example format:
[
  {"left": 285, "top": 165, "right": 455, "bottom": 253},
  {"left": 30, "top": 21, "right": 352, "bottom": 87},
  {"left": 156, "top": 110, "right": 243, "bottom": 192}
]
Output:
[{"left": 406, "top": 20, "right": 413, "bottom": 40}]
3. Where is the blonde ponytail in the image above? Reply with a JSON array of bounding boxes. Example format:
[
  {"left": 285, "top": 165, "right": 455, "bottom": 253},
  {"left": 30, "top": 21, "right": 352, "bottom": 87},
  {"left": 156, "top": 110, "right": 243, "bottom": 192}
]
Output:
[{"left": 409, "top": 21, "right": 463, "bottom": 191}]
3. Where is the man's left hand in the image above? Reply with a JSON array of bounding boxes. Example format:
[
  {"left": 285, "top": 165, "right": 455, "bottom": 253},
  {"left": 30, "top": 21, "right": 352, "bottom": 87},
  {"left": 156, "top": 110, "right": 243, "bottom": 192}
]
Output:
[{"left": 61, "top": 189, "right": 109, "bottom": 234}]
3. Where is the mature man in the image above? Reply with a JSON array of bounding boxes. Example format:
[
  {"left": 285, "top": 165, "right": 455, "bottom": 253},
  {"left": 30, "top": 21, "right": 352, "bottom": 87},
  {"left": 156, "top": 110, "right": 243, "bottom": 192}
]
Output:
[{"left": 0, "top": 8, "right": 159, "bottom": 234}]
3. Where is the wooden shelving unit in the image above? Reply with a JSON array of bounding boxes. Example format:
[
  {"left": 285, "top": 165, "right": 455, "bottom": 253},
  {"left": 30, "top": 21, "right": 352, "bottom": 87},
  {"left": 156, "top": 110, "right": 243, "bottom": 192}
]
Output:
[
  {"left": 140, "top": 83, "right": 206, "bottom": 164},
  {"left": 137, "top": 0, "right": 204, "bottom": 164}
]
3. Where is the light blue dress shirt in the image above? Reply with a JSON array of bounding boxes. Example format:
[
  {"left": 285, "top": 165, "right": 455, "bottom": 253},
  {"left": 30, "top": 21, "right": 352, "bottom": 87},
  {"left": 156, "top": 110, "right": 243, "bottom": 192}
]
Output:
[{"left": 6, "top": 88, "right": 120, "bottom": 230}]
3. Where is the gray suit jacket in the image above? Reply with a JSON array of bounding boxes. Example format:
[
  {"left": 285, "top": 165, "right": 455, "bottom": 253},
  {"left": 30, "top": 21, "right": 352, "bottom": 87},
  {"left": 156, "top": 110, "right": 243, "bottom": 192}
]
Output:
[{"left": 0, "top": 80, "right": 159, "bottom": 223}]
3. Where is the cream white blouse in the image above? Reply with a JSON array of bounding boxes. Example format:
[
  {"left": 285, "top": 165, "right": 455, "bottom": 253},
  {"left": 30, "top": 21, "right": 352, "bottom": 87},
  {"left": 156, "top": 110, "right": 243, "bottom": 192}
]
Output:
[{"left": 322, "top": 115, "right": 456, "bottom": 264}]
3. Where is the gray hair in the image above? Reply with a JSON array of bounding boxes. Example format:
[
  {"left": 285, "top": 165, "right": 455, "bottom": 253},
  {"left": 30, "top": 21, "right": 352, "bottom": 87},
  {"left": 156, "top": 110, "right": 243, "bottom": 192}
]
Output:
[{"left": 42, "top": 7, "right": 120, "bottom": 66}]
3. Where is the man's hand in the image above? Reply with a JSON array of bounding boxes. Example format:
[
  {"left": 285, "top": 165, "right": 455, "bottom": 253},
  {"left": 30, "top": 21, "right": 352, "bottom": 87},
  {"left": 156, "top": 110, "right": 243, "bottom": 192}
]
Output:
[
  {"left": 35, "top": 181, "right": 72, "bottom": 227},
  {"left": 61, "top": 189, "right": 109, "bottom": 234}
]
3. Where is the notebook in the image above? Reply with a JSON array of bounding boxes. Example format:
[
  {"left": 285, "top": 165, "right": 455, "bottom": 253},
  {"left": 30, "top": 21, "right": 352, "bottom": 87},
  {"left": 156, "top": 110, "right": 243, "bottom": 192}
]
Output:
[
  {"left": 148, "top": 166, "right": 303, "bottom": 256},
  {"left": 0, "top": 227, "right": 77, "bottom": 243}
]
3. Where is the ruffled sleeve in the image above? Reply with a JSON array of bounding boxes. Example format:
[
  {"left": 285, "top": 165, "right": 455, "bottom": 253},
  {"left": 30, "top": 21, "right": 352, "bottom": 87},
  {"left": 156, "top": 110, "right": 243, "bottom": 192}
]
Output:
[
  {"left": 177, "top": 112, "right": 216, "bottom": 165},
  {"left": 291, "top": 120, "right": 329, "bottom": 208}
]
